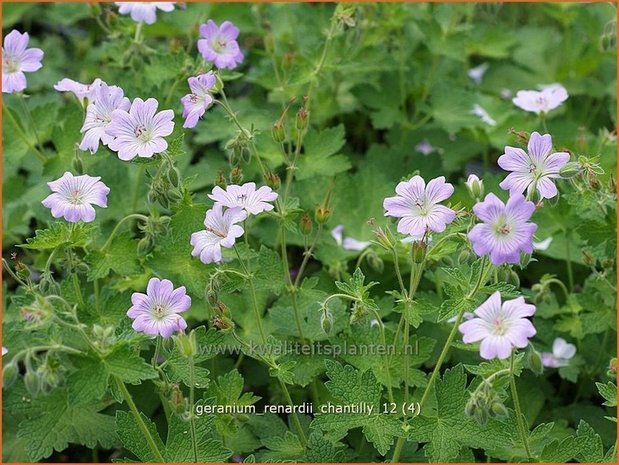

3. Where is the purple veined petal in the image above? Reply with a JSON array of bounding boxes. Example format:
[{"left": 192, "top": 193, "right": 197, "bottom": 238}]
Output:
[
  {"left": 394, "top": 176, "right": 425, "bottom": 201},
  {"left": 527, "top": 132, "right": 553, "bottom": 162},
  {"left": 19, "top": 48, "right": 44, "bottom": 72},
  {"left": 536, "top": 177, "right": 559, "bottom": 199},
  {"left": 473, "top": 292, "right": 503, "bottom": 321},
  {"left": 553, "top": 337, "right": 576, "bottom": 359},
  {"left": 505, "top": 194, "right": 535, "bottom": 223},
  {"left": 502, "top": 296, "right": 536, "bottom": 318},
  {"left": 219, "top": 20, "right": 240, "bottom": 41},
  {"left": 396, "top": 215, "right": 427, "bottom": 237},
  {"left": 426, "top": 205, "right": 455, "bottom": 233},
  {"left": 3, "top": 30, "right": 29, "bottom": 55},
  {"left": 544, "top": 151, "right": 570, "bottom": 173},
  {"left": 504, "top": 319, "right": 536, "bottom": 348},
  {"left": 497, "top": 146, "right": 530, "bottom": 172},
  {"left": 424, "top": 176, "right": 454, "bottom": 205},
  {"left": 472, "top": 193, "right": 505, "bottom": 223},
  {"left": 499, "top": 172, "right": 533, "bottom": 197},
  {"left": 468, "top": 224, "right": 493, "bottom": 256},
  {"left": 383, "top": 196, "right": 412, "bottom": 218},
  {"left": 2, "top": 71, "right": 27, "bottom": 93},
  {"left": 199, "top": 20, "right": 219, "bottom": 39},
  {"left": 459, "top": 318, "right": 491, "bottom": 343}
]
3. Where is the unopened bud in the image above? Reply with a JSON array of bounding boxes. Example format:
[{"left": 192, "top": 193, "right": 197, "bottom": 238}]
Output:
[
  {"left": 412, "top": 240, "right": 427, "bottom": 264},
  {"left": 464, "top": 398, "right": 477, "bottom": 417},
  {"left": 465, "top": 174, "right": 484, "bottom": 200},
  {"left": 215, "top": 170, "right": 227, "bottom": 189},
  {"left": 15, "top": 262, "right": 31, "bottom": 280},
  {"left": 320, "top": 310, "right": 333, "bottom": 334},
  {"left": 457, "top": 250, "right": 472, "bottom": 265},
  {"left": 167, "top": 166, "right": 181, "bottom": 188},
  {"left": 491, "top": 402, "right": 509, "bottom": 417},
  {"left": 474, "top": 406, "right": 489, "bottom": 426},
  {"left": 373, "top": 225, "right": 395, "bottom": 250},
  {"left": 170, "top": 384, "right": 187, "bottom": 414},
  {"left": 559, "top": 161, "right": 580, "bottom": 179},
  {"left": 24, "top": 370, "right": 41, "bottom": 396},
  {"left": 582, "top": 249, "right": 596, "bottom": 267},
  {"left": 607, "top": 357, "right": 617, "bottom": 378},
  {"left": 212, "top": 73, "right": 224, "bottom": 93},
  {"left": 212, "top": 315, "right": 234, "bottom": 332},
  {"left": 315, "top": 206, "right": 331, "bottom": 224},
  {"left": 137, "top": 236, "right": 155, "bottom": 256},
  {"left": 215, "top": 301, "right": 230, "bottom": 317},
  {"left": 296, "top": 106, "right": 309, "bottom": 131},
  {"left": 264, "top": 171, "right": 281, "bottom": 190},
  {"left": 526, "top": 346, "right": 544, "bottom": 376},
  {"left": 300, "top": 213, "right": 313, "bottom": 236},
  {"left": 2, "top": 361, "right": 18, "bottom": 387},
  {"left": 519, "top": 253, "right": 532, "bottom": 269},
  {"left": 230, "top": 166, "right": 243, "bottom": 184},
  {"left": 73, "top": 154, "right": 84, "bottom": 175},
  {"left": 175, "top": 331, "right": 197, "bottom": 358},
  {"left": 272, "top": 122, "right": 285, "bottom": 143}
]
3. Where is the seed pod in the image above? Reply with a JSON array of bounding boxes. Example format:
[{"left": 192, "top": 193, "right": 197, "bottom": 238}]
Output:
[
  {"left": 581, "top": 249, "right": 596, "bottom": 267},
  {"left": 175, "top": 331, "right": 197, "bottom": 358},
  {"left": 373, "top": 226, "right": 395, "bottom": 250},
  {"left": 230, "top": 166, "right": 243, "bottom": 184},
  {"left": 2, "top": 361, "right": 18, "bottom": 387},
  {"left": 272, "top": 122, "right": 285, "bottom": 143},
  {"left": 296, "top": 106, "right": 309, "bottom": 131},
  {"left": 170, "top": 384, "right": 187, "bottom": 414},
  {"left": 264, "top": 171, "right": 281, "bottom": 190},
  {"left": 519, "top": 253, "right": 532, "bottom": 269}
]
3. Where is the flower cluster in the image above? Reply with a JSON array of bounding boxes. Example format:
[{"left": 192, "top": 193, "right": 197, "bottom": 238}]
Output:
[{"left": 191, "top": 183, "right": 278, "bottom": 264}]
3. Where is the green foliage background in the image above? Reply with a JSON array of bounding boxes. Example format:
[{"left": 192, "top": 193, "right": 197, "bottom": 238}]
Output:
[{"left": 2, "top": 2, "right": 617, "bottom": 463}]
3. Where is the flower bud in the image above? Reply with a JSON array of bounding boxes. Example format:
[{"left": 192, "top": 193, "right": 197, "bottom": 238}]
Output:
[
  {"left": 15, "top": 262, "right": 31, "bottom": 280},
  {"left": 137, "top": 236, "right": 155, "bottom": 256},
  {"left": 296, "top": 106, "right": 309, "bottom": 131},
  {"left": 372, "top": 225, "right": 395, "bottom": 250},
  {"left": 607, "top": 357, "right": 617, "bottom": 378},
  {"left": 412, "top": 240, "right": 427, "bottom": 264},
  {"left": 473, "top": 406, "right": 489, "bottom": 426},
  {"left": 457, "top": 249, "right": 472, "bottom": 265},
  {"left": 366, "top": 252, "right": 384, "bottom": 273},
  {"left": 2, "top": 361, "right": 18, "bottom": 387},
  {"left": 72, "top": 153, "right": 84, "bottom": 175},
  {"left": 215, "top": 301, "right": 230, "bottom": 317},
  {"left": 464, "top": 397, "right": 477, "bottom": 417},
  {"left": 315, "top": 206, "right": 331, "bottom": 224},
  {"left": 215, "top": 170, "right": 227, "bottom": 189},
  {"left": 167, "top": 166, "right": 181, "bottom": 188},
  {"left": 559, "top": 161, "right": 580, "bottom": 179},
  {"left": 170, "top": 384, "right": 187, "bottom": 414},
  {"left": 519, "top": 253, "right": 532, "bottom": 269},
  {"left": 490, "top": 402, "right": 509, "bottom": 418},
  {"left": 581, "top": 249, "right": 596, "bottom": 267},
  {"left": 175, "top": 331, "right": 197, "bottom": 358},
  {"left": 212, "top": 73, "right": 224, "bottom": 93},
  {"left": 24, "top": 370, "right": 41, "bottom": 396},
  {"left": 264, "top": 171, "right": 281, "bottom": 190},
  {"left": 320, "top": 310, "right": 333, "bottom": 335},
  {"left": 465, "top": 174, "right": 484, "bottom": 200},
  {"left": 440, "top": 256, "right": 454, "bottom": 267},
  {"left": 526, "top": 346, "right": 544, "bottom": 376},
  {"left": 212, "top": 315, "right": 234, "bottom": 332},
  {"left": 230, "top": 166, "right": 243, "bottom": 184},
  {"left": 300, "top": 213, "right": 313, "bottom": 236},
  {"left": 272, "top": 122, "right": 286, "bottom": 143}
]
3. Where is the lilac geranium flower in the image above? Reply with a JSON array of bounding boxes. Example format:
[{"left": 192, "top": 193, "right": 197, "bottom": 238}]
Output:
[
  {"left": 54, "top": 78, "right": 102, "bottom": 105},
  {"left": 80, "top": 83, "right": 131, "bottom": 153},
  {"left": 190, "top": 205, "right": 246, "bottom": 264},
  {"left": 415, "top": 139, "right": 435, "bottom": 156},
  {"left": 106, "top": 98, "right": 174, "bottom": 161},
  {"left": 331, "top": 225, "right": 371, "bottom": 251},
  {"left": 181, "top": 72, "right": 216, "bottom": 129},
  {"left": 2, "top": 30, "right": 43, "bottom": 94},
  {"left": 127, "top": 277, "right": 190, "bottom": 338},
  {"left": 468, "top": 193, "right": 537, "bottom": 266},
  {"left": 498, "top": 132, "right": 570, "bottom": 200},
  {"left": 208, "top": 182, "right": 278, "bottom": 216},
  {"left": 383, "top": 175, "right": 456, "bottom": 240},
  {"left": 512, "top": 84, "right": 568, "bottom": 115},
  {"left": 41, "top": 172, "right": 110, "bottom": 223},
  {"left": 459, "top": 292, "right": 537, "bottom": 360},
  {"left": 471, "top": 104, "right": 496, "bottom": 126},
  {"left": 541, "top": 337, "right": 576, "bottom": 368},
  {"left": 197, "top": 20, "right": 244, "bottom": 70},
  {"left": 115, "top": 2, "right": 175, "bottom": 24}
]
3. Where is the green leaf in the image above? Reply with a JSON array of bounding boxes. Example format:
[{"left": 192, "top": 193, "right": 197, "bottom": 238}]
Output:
[
  {"left": 20, "top": 222, "right": 95, "bottom": 250},
  {"left": 165, "top": 414, "right": 230, "bottom": 462},
  {"left": 104, "top": 346, "right": 158, "bottom": 385},
  {"left": 296, "top": 125, "right": 351, "bottom": 180},
  {"left": 596, "top": 381, "right": 617, "bottom": 407},
  {"left": 87, "top": 233, "right": 142, "bottom": 281},
  {"left": 17, "top": 389, "right": 117, "bottom": 461},
  {"left": 116, "top": 410, "right": 165, "bottom": 462}
]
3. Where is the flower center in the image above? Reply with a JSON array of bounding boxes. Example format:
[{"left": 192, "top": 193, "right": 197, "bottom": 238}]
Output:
[
  {"left": 69, "top": 189, "right": 84, "bottom": 205},
  {"left": 492, "top": 317, "right": 509, "bottom": 336},
  {"left": 414, "top": 199, "right": 429, "bottom": 216},
  {"left": 3, "top": 55, "right": 18, "bottom": 73},
  {"left": 236, "top": 194, "right": 248, "bottom": 204},
  {"left": 211, "top": 36, "right": 227, "bottom": 53},
  {"left": 535, "top": 96, "right": 547, "bottom": 109},
  {"left": 152, "top": 303, "right": 168, "bottom": 320},
  {"left": 493, "top": 216, "right": 513, "bottom": 238},
  {"left": 134, "top": 124, "right": 150, "bottom": 142}
]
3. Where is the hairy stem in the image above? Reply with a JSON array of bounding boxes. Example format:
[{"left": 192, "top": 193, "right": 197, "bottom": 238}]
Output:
[
  {"left": 510, "top": 352, "right": 533, "bottom": 461},
  {"left": 188, "top": 355, "right": 199, "bottom": 462},
  {"left": 233, "top": 245, "right": 268, "bottom": 344}
]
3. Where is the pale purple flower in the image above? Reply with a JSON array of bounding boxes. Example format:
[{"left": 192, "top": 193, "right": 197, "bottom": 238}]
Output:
[
  {"left": 106, "top": 98, "right": 174, "bottom": 161},
  {"left": 41, "top": 172, "right": 110, "bottom": 223},
  {"left": 471, "top": 104, "right": 496, "bottom": 126},
  {"left": 468, "top": 193, "right": 537, "bottom": 266},
  {"left": 468, "top": 63, "right": 489, "bottom": 84},
  {"left": 533, "top": 236, "right": 553, "bottom": 251},
  {"left": 181, "top": 72, "right": 216, "bottom": 129},
  {"left": 512, "top": 84, "right": 568, "bottom": 114},
  {"left": 500, "top": 88, "right": 513, "bottom": 99},
  {"left": 127, "top": 277, "right": 190, "bottom": 338},
  {"left": 115, "top": 2, "right": 175, "bottom": 24},
  {"left": 209, "top": 182, "right": 278, "bottom": 216},
  {"left": 383, "top": 176, "right": 456, "bottom": 239},
  {"left": 190, "top": 205, "right": 246, "bottom": 264},
  {"left": 2, "top": 347, "right": 7, "bottom": 356},
  {"left": 197, "top": 20, "right": 244, "bottom": 70},
  {"left": 415, "top": 140, "right": 435, "bottom": 156},
  {"left": 541, "top": 337, "right": 576, "bottom": 368},
  {"left": 331, "top": 225, "right": 371, "bottom": 251},
  {"left": 80, "top": 83, "right": 131, "bottom": 153},
  {"left": 54, "top": 78, "right": 102, "bottom": 104},
  {"left": 2, "top": 30, "right": 43, "bottom": 94},
  {"left": 459, "top": 292, "right": 537, "bottom": 360},
  {"left": 498, "top": 132, "right": 570, "bottom": 200}
]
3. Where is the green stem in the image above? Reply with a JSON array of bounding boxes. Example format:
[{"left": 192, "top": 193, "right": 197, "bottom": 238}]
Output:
[
  {"left": 114, "top": 377, "right": 165, "bottom": 462},
  {"left": 306, "top": 13, "right": 338, "bottom": 106},
  {"left": 391, "top": 248, "right": 407, "bottom": 297},
  {"left": 102, "top": 214, "right": 149, "bottom": 251},
  {"left": 134, "top": 21, "right": 144, "bottom": 44},
  {"left": 233, "top": 245, "right": 268, "bottom": 344},
  {"left": 188, "top": 355, "right": 199, "bottom": 463},
  {"left": 152, "top": 337, "right": 162, "bottom": 368},
  {"left": 131, "top": 166, "right": 145, "bottom": 213},
  {"left": 279, "top": 224, "right": 307, "bottom": 344},
  {"left": 565, "top": 231, "right": 574, "bottom": 292},
  {"left": 94, "top": 279, "right": 101, "bottom": 314},
  {"left": 510, "top": 352, "right": 533, "bottom": 461},
  {"left": 278, "top": 378, "right": 308, "bottom": 446},
  {"left": 294, "top": 224, "right": 323, "bottom": 288},
  {"left": 17, "top": 93, "right": 43, "bottom": 150},
  {"left": 369, "top": 307, "right": 394, "bottom": 403},
  {"left": 72, "top": 272, "right": 85, "bottom": 308}
]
